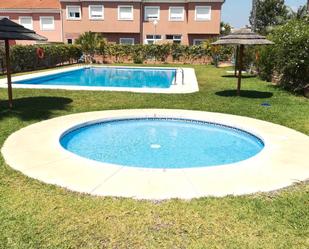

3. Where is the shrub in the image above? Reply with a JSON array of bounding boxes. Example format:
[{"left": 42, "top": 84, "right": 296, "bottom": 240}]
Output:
[
  {"left": 132, "top": 54, "right": 144, "bottom": 64},
  {"left": 243, "top": 46, "right": 260, "bottom": 72},
  {"left": 203, "top": 39, "right": 233, "bottom": 66},
  {"left": 0, "top": 44, "right": 82, "bottom": 73},
  {"left": 155, "top": 43, "right": 172, "bottom": 62},
  {"left": 144, "top": 44, "right": 158, "bottom": 60},
  {"left": 188, "top": 45, "right": 207, "bottom": 63},
  {"left": 257, "top": 19, "right": 309, "bottom": 93},
  {"left": 132, "top": 45, "right": 146, "bottom": 64},
  {"left": 73, "top": 33, "right": 216, "bottom": 64},
  {"left": 102, "top": 43, "right": 213, "bottom": 64},
  {"left": 170, "top": 44, "right": 186, "bottom": 62}
]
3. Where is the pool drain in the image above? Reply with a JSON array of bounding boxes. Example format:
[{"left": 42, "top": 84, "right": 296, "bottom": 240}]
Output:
[{"left": 150, "top": 144, "right": 161, "bottom": 149}]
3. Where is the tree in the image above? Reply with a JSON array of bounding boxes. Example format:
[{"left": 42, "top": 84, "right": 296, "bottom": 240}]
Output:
[
  {"left": 257, "top": 19, "right": 309, "bottom": 93},
  {"left": 249, "top": 0, "right": 289, "bottom": 34},
  {"left": 75, "top": 31, "right": 103, "bottom": 63},
  {"left": 287, "top": 4, "right": 309, "bottom": 20},
  {"left": 220, "top": 22, "right": 232, "bottom": 35},
  {"left": 251, "top": 0, "right": 258, "bottom": 31}
]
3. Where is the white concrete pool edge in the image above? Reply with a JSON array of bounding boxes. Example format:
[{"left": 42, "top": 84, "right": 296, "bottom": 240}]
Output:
[
  {"left": 2, "top": 109, "right": 309, "bottom": 200},
  {"left": 0, "top": 65, "right": 199, "bottom": 94}
]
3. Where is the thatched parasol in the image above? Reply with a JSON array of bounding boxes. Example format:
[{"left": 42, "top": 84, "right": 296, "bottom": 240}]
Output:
[
  {"left": 212, "top": 28, "right": 274, "bottom": 96},
  {"left": 0, "top": 18, "right": 47, "bottom": 108}
]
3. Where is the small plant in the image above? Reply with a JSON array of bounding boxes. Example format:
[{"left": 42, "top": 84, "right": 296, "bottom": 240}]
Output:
[
  {"left": 203, "top": 39, "right": 233, "bottom": 67},
  {"left": 170, "top": 44, "right": 185, "bottom": 62},
  {"left": 132, "top": 54, "right": 144, "bottom": 64}
]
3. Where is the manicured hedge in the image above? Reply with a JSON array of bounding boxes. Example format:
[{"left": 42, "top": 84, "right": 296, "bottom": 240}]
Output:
[
  {"left": 0, "top": 44, "right": 82, "bottom": 73},
  {"left": 96, "top": 43, "right": 214, "bottom": 64},
  {"left": 0, "top": 42, "right": 233, "bottom": 73},
  {"left": 74, "top": 31, "right": 232, "bottom": 64}
]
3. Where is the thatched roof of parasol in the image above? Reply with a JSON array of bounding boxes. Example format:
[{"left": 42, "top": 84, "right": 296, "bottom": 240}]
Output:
[
  {"left": 212, "top": 28, "right": 274, "bottom": 45},
  {"left": 0, "top": 17, "right": 47, "bottom": 41}
]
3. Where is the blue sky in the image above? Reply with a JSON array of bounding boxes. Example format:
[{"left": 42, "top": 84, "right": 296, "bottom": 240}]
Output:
[{"left": 222, "top": 0, "right": 307, "bottom": 28}]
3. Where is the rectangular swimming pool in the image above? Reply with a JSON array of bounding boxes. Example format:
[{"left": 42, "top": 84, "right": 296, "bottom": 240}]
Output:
[
  {"left": 14, "top": 67, "right": 176, "bottom": 89},
  {"left": 0, "top": 66, "right": 199, "bottom": 94}
]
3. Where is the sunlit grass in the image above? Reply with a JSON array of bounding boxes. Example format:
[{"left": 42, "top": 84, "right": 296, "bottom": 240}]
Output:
[{"left": 0, "top": 64, "right": 308, "bottom": 248}]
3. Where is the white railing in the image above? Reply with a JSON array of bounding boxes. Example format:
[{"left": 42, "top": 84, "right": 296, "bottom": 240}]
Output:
[{"left": 175, "top": 68, "right": 184, "bottom": 86}]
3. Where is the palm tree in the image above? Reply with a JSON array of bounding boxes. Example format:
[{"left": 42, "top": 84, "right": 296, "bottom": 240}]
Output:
[{"left": 75, "top": 31, "right": 103, "bottom": 63}]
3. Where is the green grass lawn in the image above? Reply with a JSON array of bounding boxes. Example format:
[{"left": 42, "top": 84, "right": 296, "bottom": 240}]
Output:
[{"left": 0, "top": 64, "right": 308, "bottom": 248}]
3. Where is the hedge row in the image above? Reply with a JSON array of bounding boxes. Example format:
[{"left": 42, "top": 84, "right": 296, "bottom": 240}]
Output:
[
  {"left": 99, "top": 43, "right": 213, "bottom": 64},
  {"left": 86, "top": 42, "right": 233, "bottom": 64},
  {"left": 0, "top": 44, "right": 82, "bottom": 73},
  {"left": 0, "top": 42, "right": 234, "bottom": 73},
  {"left": 74, "top": 31, "right": 233, "bottom": 64}
]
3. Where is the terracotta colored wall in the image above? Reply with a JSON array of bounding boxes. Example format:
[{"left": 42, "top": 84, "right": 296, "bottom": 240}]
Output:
[
  {"left": 101, "top": 33, "right": 140, "bottom": 44},
  {"left": 187, "top": 2, "right": 222, "bottom": 34},
  {"left": 1, "top": 13, "right": 62, "bottom": 44},
  {"left": 60, "top": 1, "right": 222, "bottom": 45},
  {"left": 142, "top": 2, "right": 222, "bottom": 45},
  {"left": 142, "top": 3, "right": 188, "bottom": 44},
  {"left": 61, "top": 1, "right": 141, "bottom": 41},
  {"left": 188, "top": 34, "right": 215, "bottom": 45}
]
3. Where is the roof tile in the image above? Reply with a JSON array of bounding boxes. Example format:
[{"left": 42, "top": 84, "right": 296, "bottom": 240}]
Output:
[{"left": 0, "top": 0, "right": 60, "bottom": 9}]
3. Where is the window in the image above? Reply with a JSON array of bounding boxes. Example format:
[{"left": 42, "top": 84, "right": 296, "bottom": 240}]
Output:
[
  {"left": 118, "top": 6, "right": 133, "bottom": 20},
  {"left": 67, "top": 39, "right": 73, "bottom": 44},
  {"left": 193, "top": 39, "right": 205, "bottom": 45},
  {"left": 195, "top": 6, "right": 211, "bottom": 21},
  {"left": 144, "top": 6, "right": 160, "bottom": 21},
  {"left": 120, "top": 38, "right": 135, "bottom": 45},
  {"left": 67, "top": 6, "right": 81, "bottom": 20},
  {"left": 40, "top": 16, "right": 55, "bottom": 31},
  {"left": 89, "top": 5, "right": 104, "bottom": 20},
  {"left": 19, "top": 16, "right": 33, "bottom": 30},
  {"left": 166, "top": 35, "right": 182, "bottom": 44},
  {"left": 169, "top": 7, "right": 184, "bottom": 21},
  {"left": 145, "top": 35, "right": 161, "bottom": 44}
]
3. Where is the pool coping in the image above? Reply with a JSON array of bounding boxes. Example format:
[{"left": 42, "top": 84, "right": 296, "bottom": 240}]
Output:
[
  {"left": 2, "top": 109, "right": 309, "bottom": 200},
  {"left": 0, "top": 65, "right": 199, "bottom": 94}
]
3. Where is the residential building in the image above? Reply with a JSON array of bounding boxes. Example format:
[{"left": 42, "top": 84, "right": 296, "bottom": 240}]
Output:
[
  {"left": 0, "top": 0, "right": 225, "bottom": 45},
  {"left": 142, "top": 1, "right": 223, "bottom": 45},
  {"left": 60, "top": 0, "right": 224, "bottom": 45},
  {"left": 61, "top": 1, "right": 141, "bottom": 44},
  {"left": 0, "top": 0, "right": 62, "bottom": 44}
]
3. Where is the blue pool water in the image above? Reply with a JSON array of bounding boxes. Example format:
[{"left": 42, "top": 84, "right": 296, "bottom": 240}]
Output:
[
  {"left": 15, "top": 67, "right": 175, "bottom": 88},
  {"left": 60, "top": 118, "right": 264, "bottom": 169}
]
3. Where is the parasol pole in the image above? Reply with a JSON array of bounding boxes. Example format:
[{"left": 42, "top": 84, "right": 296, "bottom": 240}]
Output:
[
  {"left": 5, "top": 39, "right": 13, "bottom": 109},
  {"left": 237, "top": 44, "right": 244, "bottom": 96},
  {"left": 234, "top": 45, "right": 239, "bottom": 77}
]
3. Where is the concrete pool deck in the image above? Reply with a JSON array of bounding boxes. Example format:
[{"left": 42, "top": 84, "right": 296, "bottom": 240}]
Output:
[
  {"left": 2, "top": 109, "right": 309, "bottom": 200},
  {"left": 0, "top": 65, "right": 199, "bottom": 94}
]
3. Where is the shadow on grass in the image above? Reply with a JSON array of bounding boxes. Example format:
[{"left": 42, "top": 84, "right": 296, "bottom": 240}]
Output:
[
  {"left": 215, "top": 90, "right": 273, "bottom": 99},
  {"left": 221, "top": 75, "right": 257, "bottom": 79},
  {"left": 0, "top": 96, "right": 72, "bottom": 121}
]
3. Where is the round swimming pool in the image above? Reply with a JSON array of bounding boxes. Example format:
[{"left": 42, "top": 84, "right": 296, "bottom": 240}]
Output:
[{"left": 60, "top": 118, "right": 264, "bottom": 168}]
